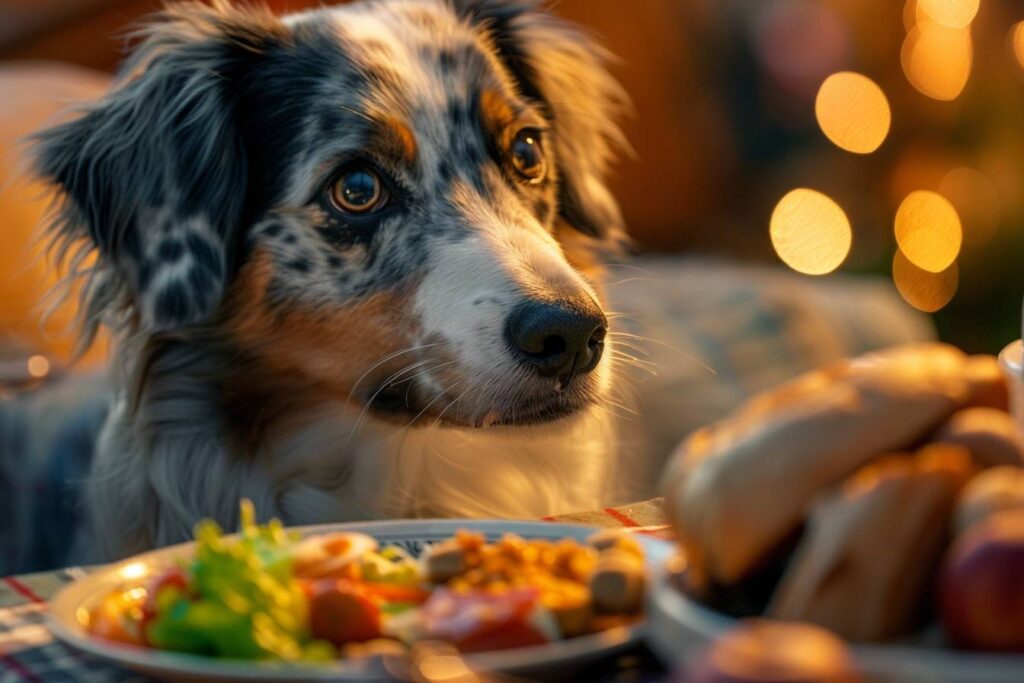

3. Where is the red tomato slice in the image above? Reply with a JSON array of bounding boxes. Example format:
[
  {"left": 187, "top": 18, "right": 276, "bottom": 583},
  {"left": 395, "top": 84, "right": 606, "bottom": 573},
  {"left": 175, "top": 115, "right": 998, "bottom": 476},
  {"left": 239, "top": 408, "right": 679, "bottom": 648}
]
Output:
[
  {"left": 308, "top": 579, "right": 383, "bottom": 645},
  {"left": 359, "top": 581, "right": 431, "bottom": 605},
  {"left": 420, "top": 588, "right": 551, "bottom": 653}
]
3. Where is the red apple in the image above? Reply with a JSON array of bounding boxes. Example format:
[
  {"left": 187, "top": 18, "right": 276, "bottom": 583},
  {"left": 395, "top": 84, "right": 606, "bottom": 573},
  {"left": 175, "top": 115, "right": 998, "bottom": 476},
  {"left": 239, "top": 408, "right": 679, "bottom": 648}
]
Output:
[
  {"left": 684, "top": 620, "right": 861, "bottom": 683},
  {"left": 940, "top": 508, "right": 1024, "bottom": 651}
]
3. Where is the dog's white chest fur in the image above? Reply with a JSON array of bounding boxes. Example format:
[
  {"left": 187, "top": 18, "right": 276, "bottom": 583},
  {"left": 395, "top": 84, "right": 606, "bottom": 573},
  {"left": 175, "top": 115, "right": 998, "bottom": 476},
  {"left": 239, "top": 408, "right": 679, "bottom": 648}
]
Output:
[
  {"left": 270, "top": 402, "right": 620, "bottom": 524},
  {"left": 89, "top": 395, "right": 621, "bottom": 560}
]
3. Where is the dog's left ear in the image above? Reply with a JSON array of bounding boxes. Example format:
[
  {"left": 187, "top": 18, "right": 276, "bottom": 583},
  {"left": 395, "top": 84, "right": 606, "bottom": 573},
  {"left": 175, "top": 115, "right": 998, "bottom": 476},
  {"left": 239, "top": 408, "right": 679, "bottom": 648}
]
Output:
[{"left": 456, "top": 0, "right": 630, "bottom": 242}]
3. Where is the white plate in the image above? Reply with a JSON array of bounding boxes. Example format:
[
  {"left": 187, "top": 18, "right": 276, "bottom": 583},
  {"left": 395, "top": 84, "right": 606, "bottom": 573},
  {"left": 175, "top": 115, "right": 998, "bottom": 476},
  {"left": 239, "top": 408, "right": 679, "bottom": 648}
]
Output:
[
  {"left": 50, "top": 519, "right": 672, "bottom": 681},
  {"left": 647, "top": 556, "right": 1024, "bottom": 683}
]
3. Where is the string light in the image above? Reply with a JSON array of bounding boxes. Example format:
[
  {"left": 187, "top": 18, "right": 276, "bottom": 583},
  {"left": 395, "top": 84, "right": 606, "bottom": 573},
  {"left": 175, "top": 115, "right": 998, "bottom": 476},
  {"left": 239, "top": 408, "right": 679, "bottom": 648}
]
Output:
[
  {"left": 27, "top": 355, "right": 50, "bottom": 379},
  {"left": 770, "top": 189, "right": 852, "bottom": 276},
  {"left": 902, "top": 19, "right": 973, "bottom": 100},
  {"left": 893, "top": 249, "right": 959, "bottom": 312},
  {"left": 894, "top": 190, "right": 963, "bottom": 272},
  {"left": 1010, "top": 21, "right": 1024, "bottom": 72},
  {"left": 815, "top": 72, "right": 891, "bottom": 154},
  {"left": 917, "top": 0, "right": 979, "bottom": 30}
]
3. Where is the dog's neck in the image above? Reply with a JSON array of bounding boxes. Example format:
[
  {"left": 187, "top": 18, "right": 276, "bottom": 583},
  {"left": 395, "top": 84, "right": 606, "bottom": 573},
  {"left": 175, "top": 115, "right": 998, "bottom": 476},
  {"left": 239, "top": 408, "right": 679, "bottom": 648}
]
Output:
[{"left": 87, "top": 338, "right": 620, "bottom": 560}]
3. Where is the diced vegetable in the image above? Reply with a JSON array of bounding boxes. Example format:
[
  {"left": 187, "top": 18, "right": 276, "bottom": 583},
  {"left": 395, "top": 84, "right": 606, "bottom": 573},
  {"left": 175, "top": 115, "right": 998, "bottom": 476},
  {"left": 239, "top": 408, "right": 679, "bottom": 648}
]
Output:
[
  {"left": 423, "top": 540, "right": 468, "bottom": 583},
  {"left": 361, "top": 546, "right": 422, "bottom": 585},
  {"left": 307, "top": 579, "right": 383, "bottom": 645},
  {"left": 590, "top": 548, "right": 646, "bottom": 614}
]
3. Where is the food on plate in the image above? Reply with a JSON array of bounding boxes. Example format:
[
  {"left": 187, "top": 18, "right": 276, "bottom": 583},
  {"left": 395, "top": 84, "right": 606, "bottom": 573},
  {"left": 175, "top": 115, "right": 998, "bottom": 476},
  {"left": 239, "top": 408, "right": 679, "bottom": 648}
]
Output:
[
  {"left": 931, "top": 407, "right": 1024, "bottom": 469},
  {"left": 292, "top": 532, "right": 379, "bottom": 579},
  {"left": 939, "top": 508, "right": 1024, "bottom": 651},
  {"left": 769, "top": 446, "right": 971, "bottom": 641},
  {"left": 85, "top": 504, "right": 647, "bottom": 661},
  {"left": 685, "top": 620, "right": 862, "bottom": 683},
  {"left": 954, "top": 465, "right": 1024, "bottom": 534},
  {"left": 590, "top": 547, "right": 646, "bottom": 614}
]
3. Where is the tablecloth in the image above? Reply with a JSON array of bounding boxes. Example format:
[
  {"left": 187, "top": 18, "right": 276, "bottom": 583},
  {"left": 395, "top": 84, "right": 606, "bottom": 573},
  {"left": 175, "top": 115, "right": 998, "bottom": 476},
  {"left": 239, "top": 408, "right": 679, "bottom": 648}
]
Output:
[{"left": 0, "top": 499, "right": 670, "bottom": 682}]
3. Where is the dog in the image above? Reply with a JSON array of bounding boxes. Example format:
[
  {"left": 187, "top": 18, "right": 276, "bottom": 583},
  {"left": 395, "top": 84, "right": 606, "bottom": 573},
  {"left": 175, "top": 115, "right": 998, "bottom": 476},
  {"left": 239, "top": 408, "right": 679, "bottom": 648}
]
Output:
[{"left": 32, "top": 0, "right": 635, "bottom": 561}]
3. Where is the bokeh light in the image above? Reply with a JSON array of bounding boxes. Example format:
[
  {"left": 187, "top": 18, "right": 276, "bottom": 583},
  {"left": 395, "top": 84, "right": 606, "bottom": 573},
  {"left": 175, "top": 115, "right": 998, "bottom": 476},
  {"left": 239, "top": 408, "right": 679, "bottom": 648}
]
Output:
[
  {"left": 938, "top": 167, "right": 1001, "bottom": 246},
  {"left": 770, "top": 189, "right": 852, "bottom": 275},
  {"left": 814, "top": 72, "right": 891, "bottom": 154},
  {"left": 27, "top": 354, "right": 50, "bottom": 379},
  {"left": 894, "top": 190, "right": 962, "bottom": 272},
  {"left": 903, "top": 0, "right": 920, "bottom": 31},
  {"left": 901, "top": 19, "right": 973, "bottom": 100},
  {"left": 917, "top": 0, "right": 979, "bottom": 29},
  {"left": 1010, "top": 21, "right": 1024, "bottom": 72},
  {"left": 893, "top": 249, "right": 959, "bottom": 312}
]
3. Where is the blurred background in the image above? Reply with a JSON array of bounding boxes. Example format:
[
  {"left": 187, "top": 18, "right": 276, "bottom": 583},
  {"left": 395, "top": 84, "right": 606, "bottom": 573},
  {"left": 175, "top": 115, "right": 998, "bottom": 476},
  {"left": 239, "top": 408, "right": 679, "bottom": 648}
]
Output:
[{"left": 0, "top": 0, "right": 1022, "bottom": 369}]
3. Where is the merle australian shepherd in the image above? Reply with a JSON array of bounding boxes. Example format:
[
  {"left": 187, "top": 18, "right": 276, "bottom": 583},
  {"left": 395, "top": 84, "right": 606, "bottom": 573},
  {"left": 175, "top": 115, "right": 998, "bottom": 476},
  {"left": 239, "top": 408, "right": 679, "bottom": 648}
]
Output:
[{"left": 32, "top": 0, "right": 638, "bottom": 561}]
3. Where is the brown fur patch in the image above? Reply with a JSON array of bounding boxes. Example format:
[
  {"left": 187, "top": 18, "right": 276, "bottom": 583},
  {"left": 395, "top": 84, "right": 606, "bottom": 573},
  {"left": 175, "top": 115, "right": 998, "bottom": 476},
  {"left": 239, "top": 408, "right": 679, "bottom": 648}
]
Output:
[
  {"left": 379, "top": 116, "right": 418, "bottom": 165},
  {"left": 480, "top": 88, "right": 517, "bottom": 141},
  {"left": 217, "top": 247, "right": 427, "bottom": 448}
]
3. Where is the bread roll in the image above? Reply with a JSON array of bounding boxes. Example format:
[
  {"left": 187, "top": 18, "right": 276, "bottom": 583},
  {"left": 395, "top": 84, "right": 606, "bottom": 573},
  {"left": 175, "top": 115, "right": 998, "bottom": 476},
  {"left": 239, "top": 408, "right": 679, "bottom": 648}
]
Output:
[
  {"left": 955, "top": 465, "right": 1024, "bottom": 534},
  {"left": 963, "top": 354, "right": 1010, "bottom": 411},
  {"left": 662, "top": 343, "right": 978, "bottom": 585},
  {"left": 769, "top": 445, "right": 972, "bottom": 641},
  {"left": 931, "top": 407, "right": 1024, "bottom": 469}
]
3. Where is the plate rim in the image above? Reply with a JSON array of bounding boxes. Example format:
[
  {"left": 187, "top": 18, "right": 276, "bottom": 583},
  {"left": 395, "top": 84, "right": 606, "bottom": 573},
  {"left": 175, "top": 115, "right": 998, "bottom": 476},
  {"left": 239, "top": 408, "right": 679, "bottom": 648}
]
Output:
[
  {"left": 647, "top": 558, "right": 1024, "bottom": 683},
  {"left": 49, "top": 518, "right": 672, "bottom": 680}
]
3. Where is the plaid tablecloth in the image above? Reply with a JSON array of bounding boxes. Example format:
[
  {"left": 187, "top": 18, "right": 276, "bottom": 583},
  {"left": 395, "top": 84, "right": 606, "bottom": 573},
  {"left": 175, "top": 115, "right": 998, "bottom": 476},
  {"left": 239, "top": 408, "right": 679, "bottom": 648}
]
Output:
[{"left": 0, "top": 500, "right": 669, "bottom": 682}]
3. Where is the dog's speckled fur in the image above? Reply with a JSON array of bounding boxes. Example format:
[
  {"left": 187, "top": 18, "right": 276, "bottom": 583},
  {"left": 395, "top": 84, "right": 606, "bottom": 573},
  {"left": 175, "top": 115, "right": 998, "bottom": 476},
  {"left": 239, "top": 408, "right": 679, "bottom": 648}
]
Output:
[{"left": 33, "top": 0, "right": 631, "bottom": 560}]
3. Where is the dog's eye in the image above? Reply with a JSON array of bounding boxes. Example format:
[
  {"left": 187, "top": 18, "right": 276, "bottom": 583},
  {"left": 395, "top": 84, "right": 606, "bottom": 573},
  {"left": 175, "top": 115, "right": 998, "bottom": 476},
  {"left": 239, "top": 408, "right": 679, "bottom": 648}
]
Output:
[
  {"left": 329, "top": 167, "right": 386, "bottom": 214},
  {"left": 510, "top": 129, "right": 546, "bottom": 183}
]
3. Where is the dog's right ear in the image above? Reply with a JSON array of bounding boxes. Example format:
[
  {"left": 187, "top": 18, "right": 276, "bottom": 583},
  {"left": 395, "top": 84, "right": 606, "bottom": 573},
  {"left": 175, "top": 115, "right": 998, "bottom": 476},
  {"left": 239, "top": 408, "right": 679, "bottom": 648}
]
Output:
[{"left": 33, "top": 2, "right": 287, "bottom": 333}]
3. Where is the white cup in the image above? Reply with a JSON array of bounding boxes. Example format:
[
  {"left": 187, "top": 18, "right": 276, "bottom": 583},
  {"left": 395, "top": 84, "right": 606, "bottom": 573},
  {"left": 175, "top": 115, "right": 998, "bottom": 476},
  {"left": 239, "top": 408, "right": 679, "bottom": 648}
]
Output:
[{"left": 999, "top": 339, "right": 1024, "bottom": 435}]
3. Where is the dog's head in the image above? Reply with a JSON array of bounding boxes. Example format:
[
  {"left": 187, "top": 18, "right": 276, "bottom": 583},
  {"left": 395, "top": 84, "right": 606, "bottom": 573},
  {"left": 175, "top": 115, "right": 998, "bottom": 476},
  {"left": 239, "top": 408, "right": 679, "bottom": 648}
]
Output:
[{"left": 34, "top": 0, "right": 628, "bottom": 429}]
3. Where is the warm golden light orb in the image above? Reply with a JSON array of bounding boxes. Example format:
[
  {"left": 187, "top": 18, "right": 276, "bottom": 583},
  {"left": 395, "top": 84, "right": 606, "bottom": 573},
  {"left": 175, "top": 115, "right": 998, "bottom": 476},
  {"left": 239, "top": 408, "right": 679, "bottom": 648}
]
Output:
[
  {"left": 894, "top": 190, "right": 962, "bottom": 273},
  {"left": 770, "top": 189, "right": 852, "bottom": 276},
  {"left": 27, "top": 354, "right": 50, "bottom": 379},
  {"left": 1010, "top": 21, "right": 1024, "bottom": 72},
  {"left": 901, "top": 20, "right": 973, "bottom": 100},
  {"left": 814, "top": 72, "right": 891, "bottom": 154},
  {"left": 904, "top": 0, "right": 920, "bottom": 31},
  {"left": 893, "top": 249, "right": 959, "bottom": 312},
  {"left": 918, "top": 0, "right": 979, "bottom": 29}
]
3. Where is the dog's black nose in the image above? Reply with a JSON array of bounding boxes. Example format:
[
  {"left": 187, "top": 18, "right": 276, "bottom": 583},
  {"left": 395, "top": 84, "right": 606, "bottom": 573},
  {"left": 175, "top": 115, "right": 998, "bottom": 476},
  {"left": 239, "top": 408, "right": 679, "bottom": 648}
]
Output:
[{"left": 504, "top": 299, "right": 607, "bottom": 384}]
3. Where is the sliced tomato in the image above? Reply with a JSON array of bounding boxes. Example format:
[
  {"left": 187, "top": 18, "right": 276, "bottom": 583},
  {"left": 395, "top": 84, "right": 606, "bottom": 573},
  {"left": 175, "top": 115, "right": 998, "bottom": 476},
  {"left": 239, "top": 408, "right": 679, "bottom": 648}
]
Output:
[
  {"left": 420, "top": 588, "right": 551, "bottom": 653},
  {"left": 308, "top": 579, "right": 383, "bottom": 645}
]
